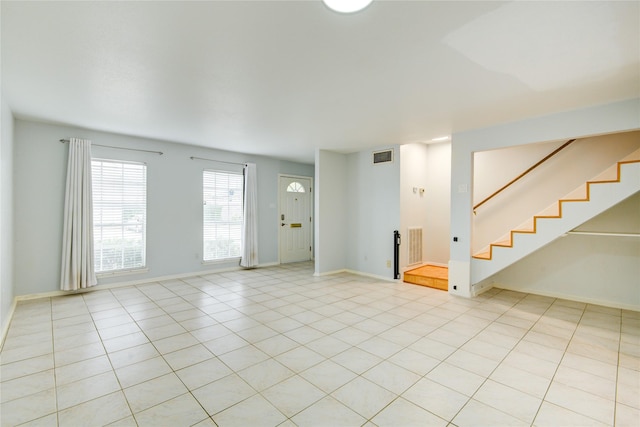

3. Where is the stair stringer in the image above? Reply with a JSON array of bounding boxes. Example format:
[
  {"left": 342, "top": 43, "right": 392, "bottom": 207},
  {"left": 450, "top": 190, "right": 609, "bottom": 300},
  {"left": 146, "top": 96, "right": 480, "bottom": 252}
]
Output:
[{"left": 471, "top": 161, "right": 640, "bottom": 285}]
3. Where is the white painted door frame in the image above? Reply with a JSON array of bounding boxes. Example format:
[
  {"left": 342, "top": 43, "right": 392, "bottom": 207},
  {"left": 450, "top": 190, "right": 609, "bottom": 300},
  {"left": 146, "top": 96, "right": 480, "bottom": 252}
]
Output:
[{"left": 278, "top": 174, "right": 314, "bottom": 264}]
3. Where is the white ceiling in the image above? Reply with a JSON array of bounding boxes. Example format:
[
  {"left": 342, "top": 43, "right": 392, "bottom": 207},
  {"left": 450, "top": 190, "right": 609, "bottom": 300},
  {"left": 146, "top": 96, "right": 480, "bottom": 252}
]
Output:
[{"left": 2, "top": 1, "right": 638, "bottom": 164}]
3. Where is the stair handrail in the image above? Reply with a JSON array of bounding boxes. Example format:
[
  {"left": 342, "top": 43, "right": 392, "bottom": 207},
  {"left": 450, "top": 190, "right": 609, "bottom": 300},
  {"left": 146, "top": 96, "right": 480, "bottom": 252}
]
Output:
[{"left": 473, "top": 139, "right": 576, "bottom": 214}]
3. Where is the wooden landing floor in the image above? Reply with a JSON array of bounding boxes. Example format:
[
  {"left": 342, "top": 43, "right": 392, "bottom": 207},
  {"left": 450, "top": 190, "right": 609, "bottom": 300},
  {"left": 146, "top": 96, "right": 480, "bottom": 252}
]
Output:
[{"left": 403, "top": 264, "right": 448, "bottom": 291}]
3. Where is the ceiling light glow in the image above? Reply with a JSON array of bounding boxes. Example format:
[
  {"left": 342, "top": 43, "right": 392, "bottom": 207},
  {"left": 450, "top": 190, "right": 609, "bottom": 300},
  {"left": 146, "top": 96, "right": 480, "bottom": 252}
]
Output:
[
  {"left": 323, "top": 0, "right": 373, "bottom": 13},
  {"left": 431, "top": 136, "right": 450, "bottom": 142}
]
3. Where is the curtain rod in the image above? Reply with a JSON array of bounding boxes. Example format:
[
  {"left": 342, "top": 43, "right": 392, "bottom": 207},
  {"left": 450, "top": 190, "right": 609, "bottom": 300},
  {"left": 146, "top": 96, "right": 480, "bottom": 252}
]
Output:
[
  {"left": 60, "top": 139, "right": 163, "bottom": 156},
  {"left": 190, "top": 156, "right": 246, "bottom": 167}
]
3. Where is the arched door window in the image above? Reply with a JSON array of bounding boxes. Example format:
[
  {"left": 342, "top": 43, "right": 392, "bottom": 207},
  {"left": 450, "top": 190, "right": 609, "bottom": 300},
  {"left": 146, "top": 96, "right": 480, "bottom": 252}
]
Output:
[{"left": 286, "top": 182, "right": 305, "bottom": 193}]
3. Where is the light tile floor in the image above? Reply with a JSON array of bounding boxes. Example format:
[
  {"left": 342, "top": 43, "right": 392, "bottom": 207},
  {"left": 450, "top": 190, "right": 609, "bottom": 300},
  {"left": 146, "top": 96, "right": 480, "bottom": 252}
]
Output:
[{"left": 1, "top": 262, "right": 638, "bottom": 426}]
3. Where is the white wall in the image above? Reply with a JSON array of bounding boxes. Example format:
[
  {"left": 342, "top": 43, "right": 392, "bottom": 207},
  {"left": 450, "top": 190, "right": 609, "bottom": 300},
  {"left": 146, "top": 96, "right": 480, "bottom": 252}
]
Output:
[
  {"left": 400, "top": 143, "right": 429, "bottom": 270},
  {"left": 494, "top": 193, "right": 640, "bottom": 310},
  {"left": 314, "top": 149, "right": 348, "bottom": 275},
  {"left": 13, "top": 119, "right": 313, "bottom": 296},
  {"left": 315, "top": 146, "right": 401, "bottom": 279},
  {"left": 346, "top": 147, "right": 400, "bottom": 279},
  {"left": 450, "top": 98, "right": 640, "bottom": 298},
  {"left": 424, "top": 143, "right": 451, "bottom": 264},
  {"left": 1, "top": 97, "right": 15, "bottom": 337},
  {"left": 399, "top": 142, "right": 451, "bottom": 270},
  {"left": 473, "top": 132, "right": 640, "bottom": 253}
]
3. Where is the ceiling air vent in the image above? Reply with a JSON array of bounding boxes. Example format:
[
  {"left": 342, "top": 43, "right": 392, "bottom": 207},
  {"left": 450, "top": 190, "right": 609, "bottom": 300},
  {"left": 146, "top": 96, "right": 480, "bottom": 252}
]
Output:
[{"left": 373, "top": 149, "right": 393, "bottom": 165}]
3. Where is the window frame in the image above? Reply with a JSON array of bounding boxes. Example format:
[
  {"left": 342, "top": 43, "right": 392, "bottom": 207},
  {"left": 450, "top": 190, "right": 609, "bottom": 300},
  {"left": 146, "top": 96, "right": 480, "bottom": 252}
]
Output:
[
  {"left": 202, "top": 168, "right": 244, "bottom": 263},
  {"left": 91, "top": 158, "right": 148, "bottom": 276}
]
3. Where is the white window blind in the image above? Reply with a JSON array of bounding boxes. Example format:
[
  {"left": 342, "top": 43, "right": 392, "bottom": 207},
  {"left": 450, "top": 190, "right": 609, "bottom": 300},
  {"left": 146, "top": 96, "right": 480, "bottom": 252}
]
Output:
[
  {"left": 92, "top": 159, "right": 147, "bottom": 273},
  {"left": 203, "top": 170, "right": 243, "bottom": 261}
]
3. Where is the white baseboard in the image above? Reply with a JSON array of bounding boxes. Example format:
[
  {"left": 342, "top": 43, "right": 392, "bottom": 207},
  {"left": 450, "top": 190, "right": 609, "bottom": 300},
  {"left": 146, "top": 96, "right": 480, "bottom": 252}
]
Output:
[
  {"left": 313, "top": 268, "right": 397, "bottom": 283},
  {"left": 0, "top": 298, "right": 18, "bottom": 351},
  {"left": 493, "top": 282, "right": 640, "bottom": 312},
  {"left": 421, "top": 261, "right": 449, "bottom": 268},
  {"left": 344, "top": 269, "right": 398, "bottom": 283},
  {"left": 256, "top": 262, "right": 280, "bottom": 268},
  {"left": 472, "top": 278, "right": 495, "bottom": 297},
  {"left": 402, "top": 261, "right": 448, "bottom": 273},
  {"left": 472, "top": 283, "right": 495, "bottom": 297},
  {"left": 313, "top": 269, "right": 347, "bottom": 277}
]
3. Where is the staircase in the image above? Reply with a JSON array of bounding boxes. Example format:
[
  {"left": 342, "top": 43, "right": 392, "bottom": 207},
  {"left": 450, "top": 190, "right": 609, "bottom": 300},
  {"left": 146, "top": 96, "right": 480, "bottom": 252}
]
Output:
[{"left": 472, "top": 149, "right": 640, "bottom": 284}]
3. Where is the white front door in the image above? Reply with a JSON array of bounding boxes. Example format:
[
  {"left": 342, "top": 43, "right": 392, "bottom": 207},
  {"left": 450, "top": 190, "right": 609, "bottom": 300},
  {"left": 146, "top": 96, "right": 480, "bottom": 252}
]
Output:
[{"left": 279, "top": 175, "right": 312, "bottom": 263}]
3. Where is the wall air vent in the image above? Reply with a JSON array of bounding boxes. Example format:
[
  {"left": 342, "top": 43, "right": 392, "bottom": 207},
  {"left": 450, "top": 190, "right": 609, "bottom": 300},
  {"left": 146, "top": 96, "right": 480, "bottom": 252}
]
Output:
[
  {"left": 373, "top": 149, "right": 393, "bottom": 164},
  {"left": 407, "top": 227, "right": 423, "bottom": 266}
]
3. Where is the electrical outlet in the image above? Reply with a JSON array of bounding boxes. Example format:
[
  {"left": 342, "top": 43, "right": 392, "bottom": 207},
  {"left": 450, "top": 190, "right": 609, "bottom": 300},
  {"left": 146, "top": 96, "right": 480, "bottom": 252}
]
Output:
[{"left": 386, "top": 260, "right": 391, "bottom": 268}]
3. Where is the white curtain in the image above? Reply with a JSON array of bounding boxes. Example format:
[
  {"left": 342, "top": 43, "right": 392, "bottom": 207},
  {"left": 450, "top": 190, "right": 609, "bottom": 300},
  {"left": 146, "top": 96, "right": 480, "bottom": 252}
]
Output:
[
  {"left": 60, "top": 138, "right": 97, "bottom": 291},
  {"left": 240, "top": 163, "right": 259, "bottom": 268}
]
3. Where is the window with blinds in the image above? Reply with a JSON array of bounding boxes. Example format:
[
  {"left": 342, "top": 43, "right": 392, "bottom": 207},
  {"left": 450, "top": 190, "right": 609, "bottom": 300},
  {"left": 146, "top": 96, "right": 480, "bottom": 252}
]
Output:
[
  {"left": 203, "top": 170, "right": 243, "bottom": 261},
  {"left": 92, "top": 159, "right": 147, "bottom": 273}
]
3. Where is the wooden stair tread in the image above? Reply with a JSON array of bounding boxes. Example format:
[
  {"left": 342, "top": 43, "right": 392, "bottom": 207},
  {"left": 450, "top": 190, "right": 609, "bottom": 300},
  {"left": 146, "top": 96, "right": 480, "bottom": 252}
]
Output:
[
  {"left": 473, "top": 251, "right": 491, "bottom": 260},
  {"left": 513, "top": 228, "right": 535, "bottom": 233},
  {"left": 404, "top": 265, "right": 448, "bottom": 290}
]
